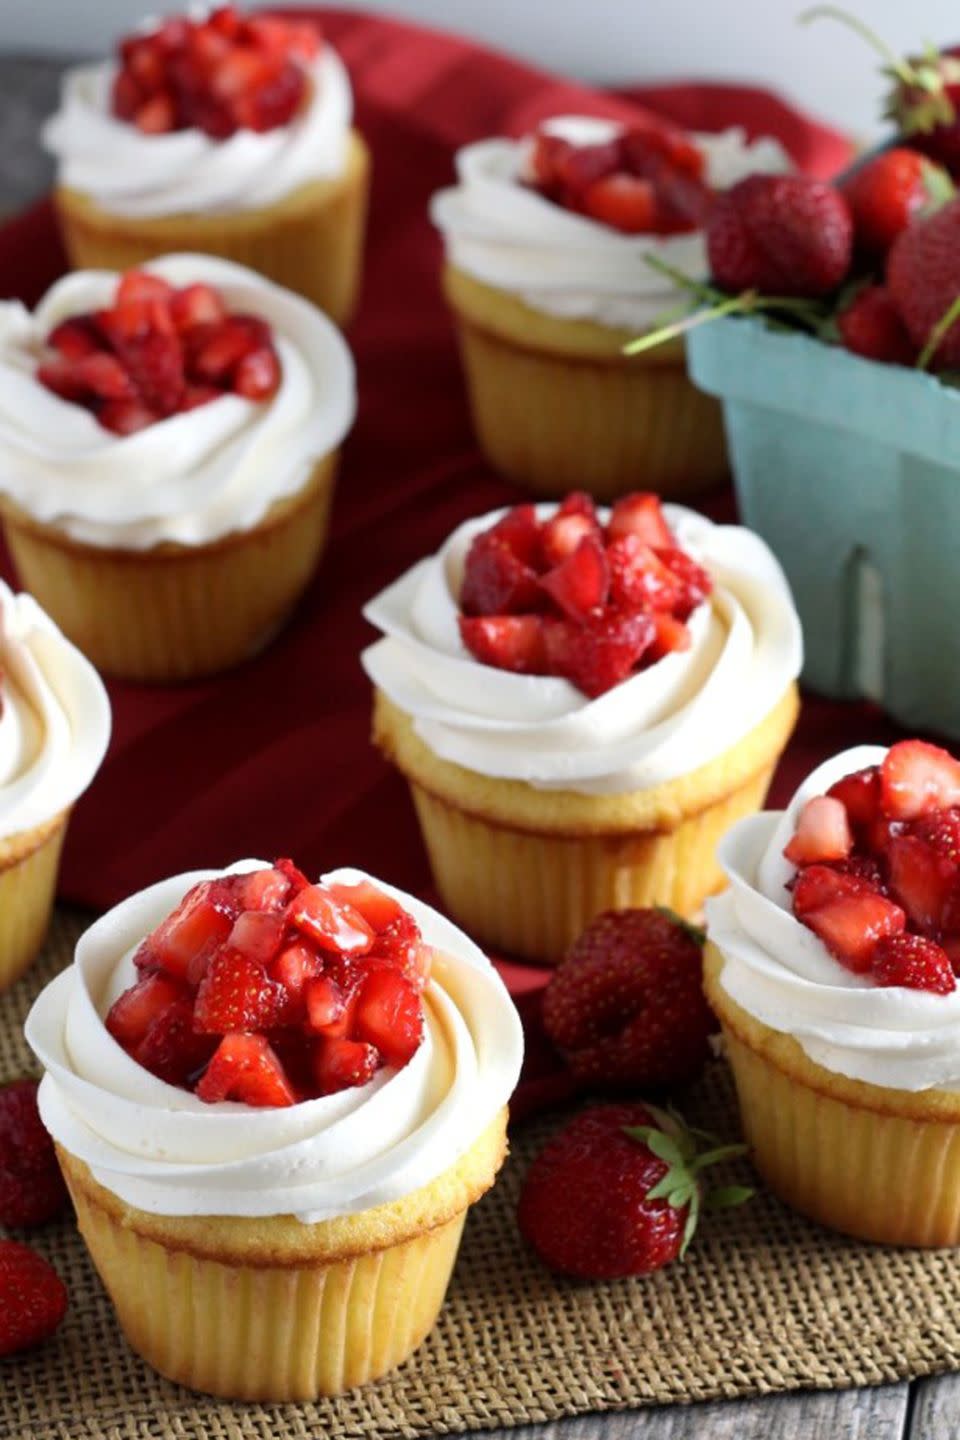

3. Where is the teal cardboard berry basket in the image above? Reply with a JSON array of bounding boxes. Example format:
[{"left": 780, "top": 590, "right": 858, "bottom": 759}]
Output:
[{"left": 687, "top": 314, "right": 960, "bottom": 739}]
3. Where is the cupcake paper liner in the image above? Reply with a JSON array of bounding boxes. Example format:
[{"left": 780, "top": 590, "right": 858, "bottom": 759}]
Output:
[
  {"left": 705, "top": 945, "right": 960, "bottom": 1247},
  {"left": 1, "top": 453, "right": 338, "bottom": 683},
  {"left": 0, "top": 811, "right": 68, "bottom": 993},
  {"left": 444, "top": 265, "right": 727, "bottom": 501},
  {"left": 53, "top": 131, "right": 370, "bottom": 328}
]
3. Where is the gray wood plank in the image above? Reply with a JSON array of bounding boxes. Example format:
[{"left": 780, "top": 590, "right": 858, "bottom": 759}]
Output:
[
  {"left": 907, "top": 1373, "right": 960, "bottom": 1439},
  {"left": 454, "top": 1382, "right": 909, "bottom": 1439}
]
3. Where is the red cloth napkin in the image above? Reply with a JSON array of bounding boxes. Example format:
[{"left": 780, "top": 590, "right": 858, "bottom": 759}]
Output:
[{"left": 0, "top": 6, "right": 868, "bottom": 1050}]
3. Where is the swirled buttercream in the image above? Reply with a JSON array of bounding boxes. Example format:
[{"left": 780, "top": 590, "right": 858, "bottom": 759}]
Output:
[
  {"left": 430, "top": 116, "right": 790, "bottom": 331},
  {"left": 361, "top": 503, "right": 802, "bottom": 795},
  {"left": 0, "top": 579, "right": 110, "bottom": 840},
  {"left": 44, "top": 47, "right": 352, "bottom": 219},
  {"left": 706, "top": 745, "right": 960, "bottom": 1092},
  {"left": 26, "top": 864, "right": 524, "bottom": 1221},
  {"left": 0, "top": 254, "right": 356, "bottom": 550}
]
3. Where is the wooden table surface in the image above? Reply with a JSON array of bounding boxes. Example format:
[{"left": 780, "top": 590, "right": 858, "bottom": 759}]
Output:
[{"left": 1, "top": 51, "right": 958, "bottom": 1440}]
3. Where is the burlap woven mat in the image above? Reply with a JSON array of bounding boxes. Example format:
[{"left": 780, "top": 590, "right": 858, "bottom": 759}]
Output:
[{"left": 3, "top": 913, "right": 960, "bottom": 1440}]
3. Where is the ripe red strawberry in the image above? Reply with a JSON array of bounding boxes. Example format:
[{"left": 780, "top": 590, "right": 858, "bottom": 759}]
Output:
[
  {"left": 459, "top": 615, "right": 547, "bottom": 675},
  {"left": 880, "top": 739, "right": 960, "bottom": 820},
  {"left": 0, "top": 1080, "right": 68, "bottom": 1229},
  {"left": 887, "top": 198, "right": 960, "bottom": 368},
  {"left": 304, "top": 974, "right": 349, "bottom": 1035},
  {"left": 136, "top": 879, "right": 236, "bottom": 983},
  {"left": 107, "top": 971, "right": 186, "bottom": 1044},
  {"left": 581, "top": 173, "right": 656, "bottom": 233},
  {"left": 884, "top": 41, "right": 960, "bottom": 174},
  {"left": 233, "top": 345, "right": 281, "bottom": 400},
  {"left": 540, "top": 511, "right": 599, "bottom": 568},
  {"left": 487, "top": 504, "right": 541, "bottom": 566},
  {"left": 827, "top": 765, "right": 882, "bottom": 826},
  {"left": 799, "top": 889, "right": 906, "bottom": 973},
  {"left": 871, "top": 933, "right": 956, "bottom": 993},
  {"left": 0, "top": 1241, "right": 68, "bottom": 1356},
  {"left": 193, "top": 947, "right": 284, "bottom": 1034},
  {"left": 135, "top": 998, "right": 217, "bottom": 1086},
  {"left": 783, "top": 795, "right": 853, "bottom": 866},
  {"left": 653, "top": 546, "right": 713, "bottom": 618},
  {"left": 707, "top": 174, "right": 853, "bottom": 298},
  {"left": 287, "top": 885, "right": 376, "bottom": 956},
  {"left": 517, "top": 1104, "right": 750, "bottom": 1279},
  {"left": 460, "top": 533, "right": 542, "bottom": 617},
  {"left": 539, "top": 535, "right": 609, "bottom": 621},
  {"left": 196, "top": 1034, "right": 296, "bottom": 1107},
  {"left": 841, "top": 148, "right": 950, "bottom": 257},
  {"left": 837, "top": 285, "right": 916, "bottom": 366},
  {"left": 312, "top": 1036, "right": 379, "bottom": 1094},
  {"left": 886, "top": 832, "right": 955, "bottom": 934},
  {"left": 542, "top": 908, "right": 715, "bottom": 1088},
  {"left": 169, "top": 282, "right": 227, "bottom": 332},
  {"left": 353, "top": 970, "right": 423, "bottom": 1066},
  {"left": 46, "top": 315, "right": 104, "bottom": 360},
  {"left": 544, "top": 609, "right": 655, "bottom": 696},
  {"left": 606, "top": 492, "right": 674, "bottom": 547},
  {"left": 325, "top": 879, "right": 405, "bottom": 933},
  {"left": 607, "top": 537, "right": 682, "bottom": 613},
  {"left": 790, "top": 863, "right": 868, "bottom": 918}
]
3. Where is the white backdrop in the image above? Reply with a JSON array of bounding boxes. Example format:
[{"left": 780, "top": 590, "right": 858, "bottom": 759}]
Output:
[{"left": 1, "top": 0, "right": 958, "bottom": 137}]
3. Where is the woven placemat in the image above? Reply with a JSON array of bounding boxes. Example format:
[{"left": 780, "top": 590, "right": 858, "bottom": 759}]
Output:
[{"left": 3, "top": 913, "right": 960, "bottom": 1440}]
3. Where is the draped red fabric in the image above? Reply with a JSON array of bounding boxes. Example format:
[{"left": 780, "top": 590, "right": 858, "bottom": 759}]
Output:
[{"left": 0, "top": 9, "right": 887, "bottom": 1102}]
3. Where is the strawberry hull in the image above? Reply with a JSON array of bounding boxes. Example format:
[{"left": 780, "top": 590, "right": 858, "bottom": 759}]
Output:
[{"left": 687, "top": 313, "right": 960, "bottom": 738}]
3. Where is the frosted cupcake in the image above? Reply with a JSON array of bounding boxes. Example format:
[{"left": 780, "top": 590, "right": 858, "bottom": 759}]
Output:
[
  {"left": 44, "top": 7, "right": 369, "bottom": 327},
  {"left": 0, "top": 580, "right": 110, "bottom": 991},
  {"left": 706, "top": 738, "right": 960, "bottom": 1246},
  {"left": 0, "top": 254, "right": 356, "bottom": 681},
  {"left": 26, "top": 859, "right": 523, "bottom": 1399},
  {"left": 431, "top": 115, "right": 788, "bottom": 500},
  {"left": 363, "top": 490, "right": 801, "bottom": 961}
]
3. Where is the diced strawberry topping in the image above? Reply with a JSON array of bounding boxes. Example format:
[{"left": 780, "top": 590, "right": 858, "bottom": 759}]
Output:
[
  {"left": 787, "top": 741, "right": 960, "bottom": 991},
  {"left": 581, "top": 173, "right": 656, "bottom": 233},
  {"left": 457, "top": 491, "right": 710, "bottom": 697},
  {"left": 110, "top": 7, "right": 319, "bottom": 139},
  {"left": 784, "top": 796, "right": 853, "bottom": 866},
  {"left": 105, "top": 864, "right": 428, "bottom": 1106},
  {"left": 36, "top": 268, "right": 282, "bottom": 434}
]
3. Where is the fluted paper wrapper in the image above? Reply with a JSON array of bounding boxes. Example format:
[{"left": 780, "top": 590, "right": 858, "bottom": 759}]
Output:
[{"left": 0, "top": 812, "right": 68, "bottom": 992}]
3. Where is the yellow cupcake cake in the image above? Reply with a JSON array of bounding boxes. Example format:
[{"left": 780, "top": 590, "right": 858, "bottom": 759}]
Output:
[
  {"left": 26, "top": 860, "right": 523, "bottom": 1399},
  {"left": 706, "top": 739, "right": 960, "bottom": 1246},
  {"left": 363, "top": 491, "right": 801, "bottom": 962}
]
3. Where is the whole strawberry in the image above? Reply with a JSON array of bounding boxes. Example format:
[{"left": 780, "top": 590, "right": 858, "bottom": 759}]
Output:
[
  {"left": 517, "top": 1103, "right": 750, "bottom": 1278},
  {"left": 706, "top": 173, "right": 853, "bottom": 298},
  {"left": 0, "top": 1079, "right": 68, "bottom": 1229},
  {"left": 542, "top": 908, "right": 716, "bottom": 1088},
  {"left": 887, "top": 196, "right": 960, "bottom": 367},
  {"left": 841, "top": 147, "right": 952, "bottom": 258},
  {"left": 837, "top": 285, "right": 916, "bottom": 366},
  {"left": 0, "top": 1240, "right": 68, "bottom": 1355}
]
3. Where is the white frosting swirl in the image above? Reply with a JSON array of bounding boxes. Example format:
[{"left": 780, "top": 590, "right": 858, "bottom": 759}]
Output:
[
  {"left": 44, "top": 48, "right": 352, "bottom": 218},
  {"left": 25, "top": 864, "right": 524, "bottom": 1221},
  {"left": 0, "top": 579, "right": 110, "bottom": 840},
  {"left": 362, "top": 503, "right": 802, "bottom": 796},
  {"left": 706, "top": 745, "right": 960, "bottom": 1093},
  {"left": 430, "top": 116, "right": 790, "bottom": 331},
  {"left": 0, "top": 254, "right": 356, "bottom": 550}
]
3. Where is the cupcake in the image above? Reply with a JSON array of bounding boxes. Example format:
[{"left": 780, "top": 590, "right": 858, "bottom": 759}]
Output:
[
  {"left": 44, "top": 6, "right": 369, "bottom": 327},
  {"left": 363, "top": 490, "right": 801, "bottom": 962},
  {"left": 430, "top": 115, "right": 788, "bottom": 500},
  {"left": 705, "top": 738, "right": 960, "bottom": 1246},
  {"left": 0, "top": 254, "right": 356, "bottom": 682},
  {"left": 25, "top": 859, "right": 523, "bottom": 1399},
  {"left": 0, "top": 580, "right": 110, "bottom": 992}
]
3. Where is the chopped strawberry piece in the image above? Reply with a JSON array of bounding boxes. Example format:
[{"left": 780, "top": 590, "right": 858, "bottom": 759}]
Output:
[
  {"left": 369, "top": 911, "right": 429, "bottom": 989},
  {"left": 181, "top": 383, "right": 222, "bottom": 411},
  {"left": 36, "top": 359, "right": 88, "bottom": 403},
  {"left": 459, "top": 615, "right": 547, "bottom": 674},
  {"left": 791, "top": 863, "right": 869, "bottom": 918},
  {"left": 544, "top": 609, "right": 655, "bottom": 697},
  {"left": 647, "top": 613, "right": 691, "bottom": 662},
  {"left": 325, "top": 880, "right": 405, "bottom": 933},
  {"left": 193, "top": 947, "right": 284, "bottom": 1034},
  {"left": 196, "top": 1034, "right": 296, "bottom": 1107},
  {"left": 270, "top": 941, "right": 322, "bottom": 999},
  {"left": 233, "top": 345, "right": 281, "bottom": 400},
  {"left": 116, "top": 271, "right": 174, "bottom": 308},
  {"left": 784, "top": 796, "right": 853, "bottom": 866},
  {"left": 557, "top": 491, "right": 598, "bottom": 520},
  {"left": 235, "top": 62, "right": 306, "bottom": 133},
  {"left": 530, "top": 131, "right": 574, "bottom": 193},
  {"left": 312, "top": 1036, "right": 379, "bottom": 1095},
  {"left": 47, "top": 315, "right": 104, "bottom": 360},
  {"left": 607, "top": 537, "right": 683, "bottom": 613},
  {"left": 135, "top": 997, "right": 216, "bottom": 1086},
  {"left": 106, "top": 972, "right": 186, "bottom": 1048},
  {"left": 582, "top": 173, "right": 656, "bottom": 233},
  {"left": 75, "top": 353, "right": 136, "bottom": 400},
  {"left": 871, "top": 934, "right": 956, "bottom": 994},
  {"left": 141, "top": 880, "right": 237, "bottom": 984},
  {"left": 885, "top": 833, "right": 955, "bottom": 934},
  {"left": 135, "top": 91, "right": 177, "bottom": 133},
  {"left": 97, "top": 397, "right": 159, "bottom": 435},
  {"left": 826, "top": 766, "right": 882, "bottom": 827},
  {"left": 802, "top": 891, "right": 906, "bottom": 973},
  {"left": 460, "top": 533, "right": 542, "bottom": 617},
  {"left": 189, "top": 316, "right": 264, "bottom": 384},
  {"left": 287, "top": 885, "right": 375, "bottom": 956},
  {"left": 230, "top": 866, "right": 292, "bottom": 913},
  {"left": 169, "top": 283, "right": 227, "bottom": 333},
  {"left": 622, "top": 120, "right": 705, "bottom": 181},
  {"left": 830, "top": 854, "right": 887, "bottom": 891},
  {"left": 354, "top": 970, "right": 423, "bottom": 1067},
  {"left": 112, "top": 69, "right": 143, "bottom": 121},
  {"left": 540, "top": 512, "right": 599, "bottom": 568},
  {"left": 275, "top": 857, "right": 310, "bottom": 894},
  {"left": 909, "top": 806, "right": 960, "bottom": 863},
  {"left": 881, "top": 740, "right": 960, "bottom": 820},
  {"left": 226, "top": 910, "right": 285, "bottom": 968},
  {"left": 539, "top": 535, "right": 609, "bottom": 622},
  {"left": 606, "top": 493, "right": 674, "bottom": 548},
  {"left": 653, "top": 547, "right": 713, "bottom": 619},
  {"left": 304, "top": 975, "right": 348, "bottom": 1035},
  {"left": 488, "top": 504, "right": 541, "bottom": 566}
]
